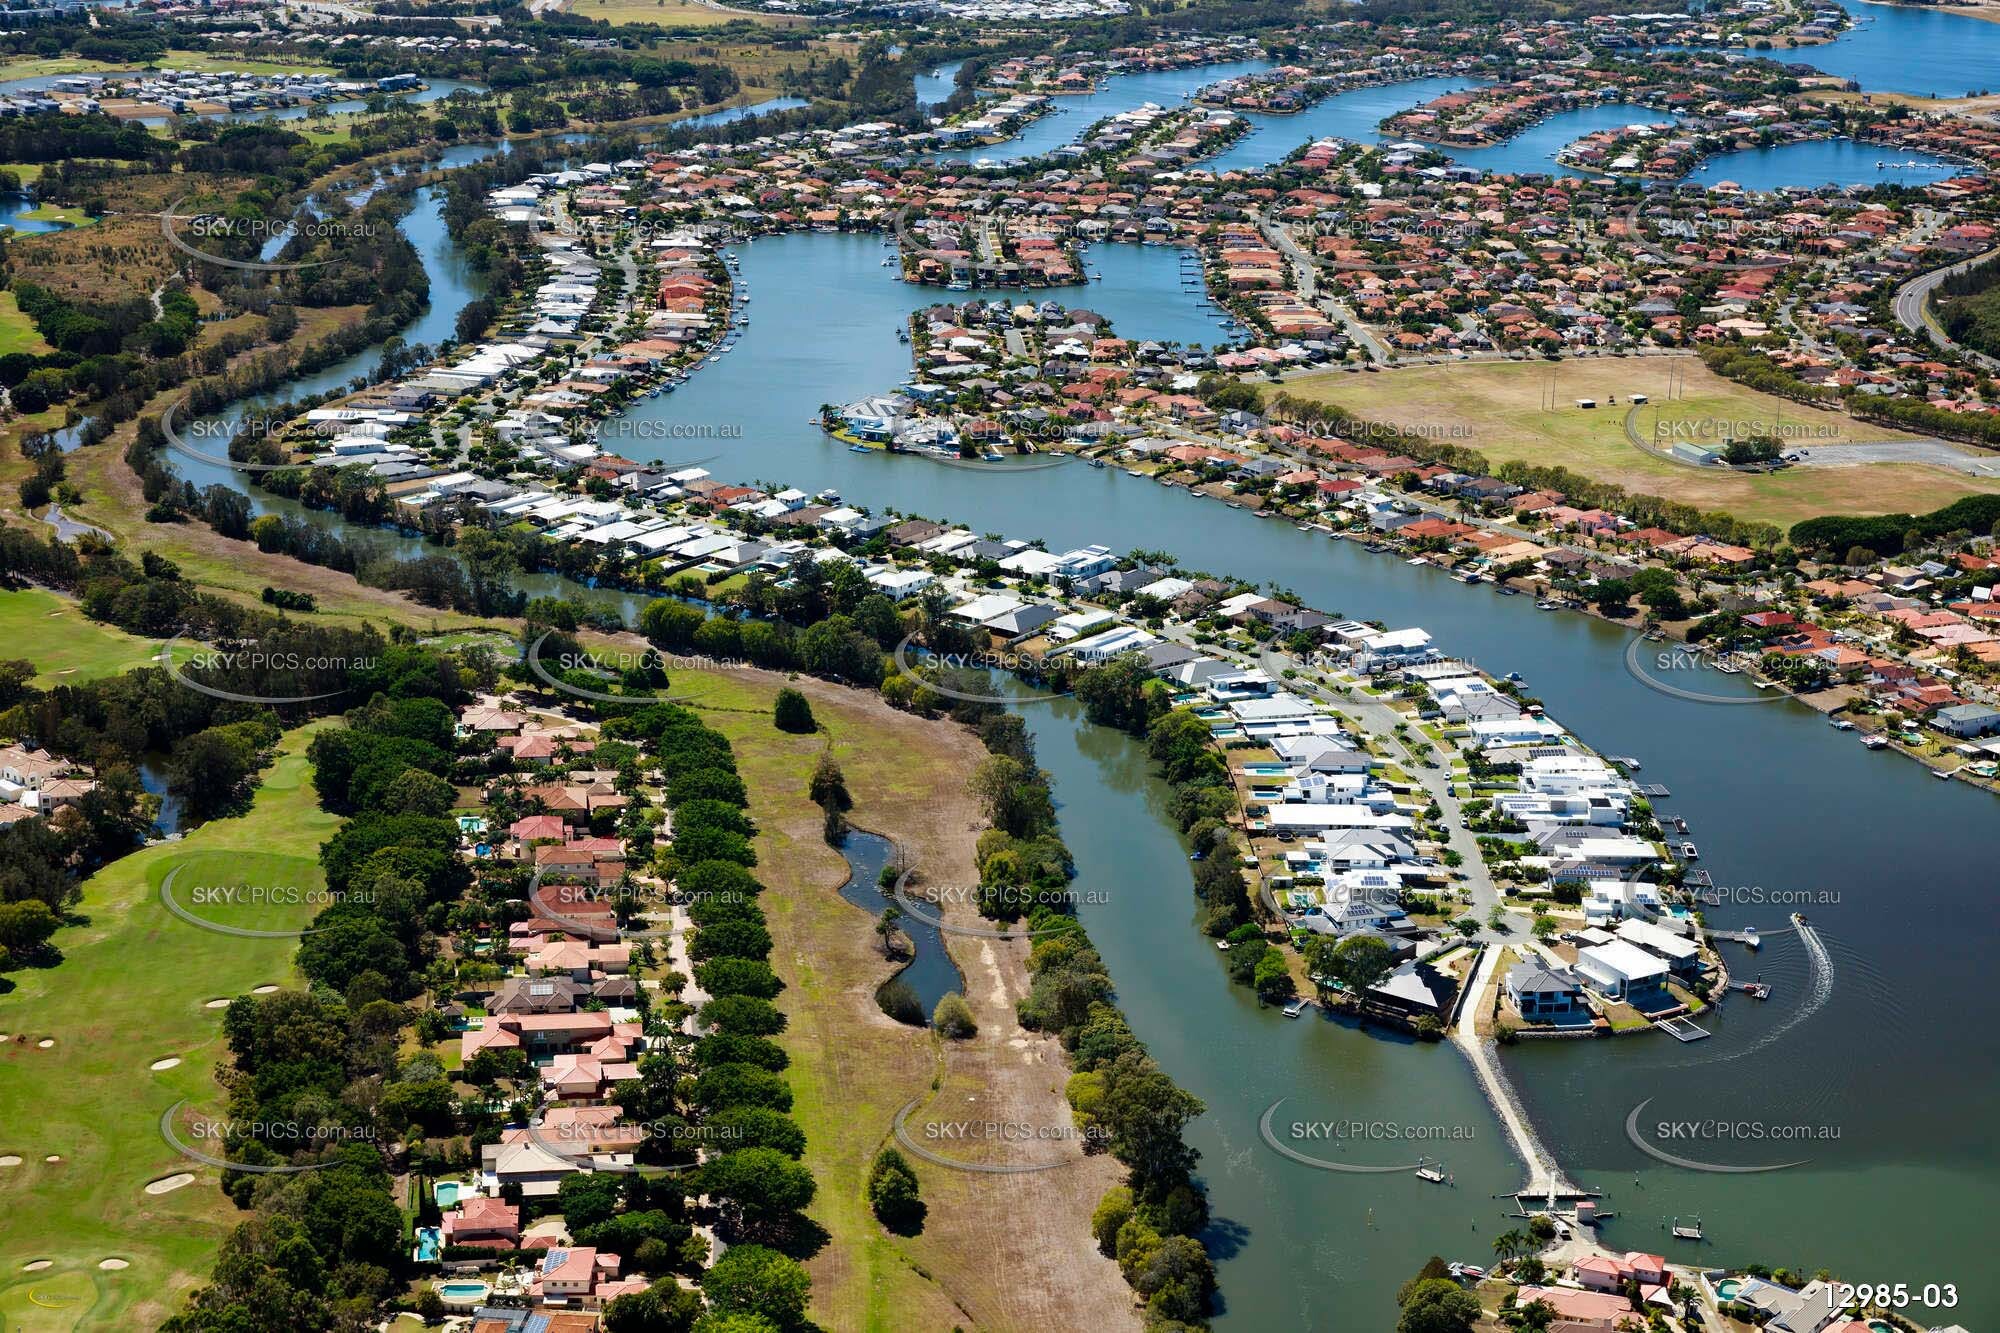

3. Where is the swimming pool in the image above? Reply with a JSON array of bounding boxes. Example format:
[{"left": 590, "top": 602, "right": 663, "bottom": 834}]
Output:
[
  {"left": 433, "top": 1180, "right": 463, "bottom": 1208},
  {"left": 438, "top": 1280, "right": 490, "bottom": 1308},
  {"left": 414, "top": 1226, "right": 440, "bottom": 1262},
  {"left": 1715, "top": 1278, "right": 1742, "bottom": 1301}
]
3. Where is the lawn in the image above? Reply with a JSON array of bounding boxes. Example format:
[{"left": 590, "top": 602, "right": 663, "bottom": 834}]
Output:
[
  {"left": 1279, "top": 358, "right": 2000, "bottom": 528},
  {"left": 0, "top": 589, "right": 157, "bottom": 686},
  {"left": 0, "top": 290, "right": 52, "bottom": 356},
  {"left": 0, "top": 722, "right": 340, "bottom": 1332}
]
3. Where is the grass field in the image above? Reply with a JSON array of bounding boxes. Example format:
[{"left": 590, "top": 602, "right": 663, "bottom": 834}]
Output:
[
  {"left": 0, "top": 291, "right": 52, "bottom": 356},
  {"left": 662, "top": 664, "right": 1129, "bottom": 1332},
  {"left": 0, "top": 589, "right": 157, "bottom": 687},
  {"left": 1280, "top": 358, "right": 2000, "bottom": 527},
  {"left": 0, "top": 51, "right": 336, "bottom": 80},
  {"left": 0, "top": 723, "right": 339, "bottom": 1332}
]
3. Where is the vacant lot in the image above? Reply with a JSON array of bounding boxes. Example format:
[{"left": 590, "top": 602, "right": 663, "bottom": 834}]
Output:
[
  {"left": 0, "top": 588, "right": 156, "bottom": 686},
  {"left": 0, "top": 723, "right": 338, "bottom": 1332},
  {"left": 1281, "top": 357, "right": 2000, "bottom": 527}
]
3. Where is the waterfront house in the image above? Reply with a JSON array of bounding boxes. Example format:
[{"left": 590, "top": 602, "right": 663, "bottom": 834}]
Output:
[
  {"left": 1575, "top": 940, "right": 1670, "bottom": 1007},
  {"left": 1613, "top": 918, "right": 1701, "bottom": 977},
  {"left": 1366, "top": 961, "right": 1455, "bottom": 1021},
  {"left": 1505, "top": 962, "right": 1588, "bottom": 1023}
]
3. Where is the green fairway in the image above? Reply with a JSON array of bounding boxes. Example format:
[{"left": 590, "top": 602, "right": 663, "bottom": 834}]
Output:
[
  {"left": 0, "top": 291, "right": 53, "bottom": 355},
  {"left": 0, "top": 589, "right": 157, "bottom": 686},
  {"left": 0, "top": 723, "right": 339, "bottom": 1332}
]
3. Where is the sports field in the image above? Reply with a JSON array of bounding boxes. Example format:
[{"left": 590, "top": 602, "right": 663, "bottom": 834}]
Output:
[
  {"left": 1281, "top": 357, "right": 2000, "bottom": 527},
  {"left": 0, "top": 723, "right": 338, "bottom": 1331}
]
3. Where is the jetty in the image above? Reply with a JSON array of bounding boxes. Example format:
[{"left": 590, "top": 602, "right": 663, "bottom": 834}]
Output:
[{"left": 1451, "top": 946, "right": 1590, "bottom": 1203}]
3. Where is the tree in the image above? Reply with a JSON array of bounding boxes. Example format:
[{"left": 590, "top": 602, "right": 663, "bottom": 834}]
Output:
[
  {"left": 1530, "top": 914, "right": 1557, "bottom": 941},
  {"left": 807, "top": 754, "right": 850, "bottom": 811},
  {"left": 866, "top": 1147, "right": 925, "bottom": 1233},
  {"left": 931, "top": 991, "right": 977, "bottom": 1038},
  {"left": 1331, "top": 934, "right": 1393, "bottom": 998},
  {"left": 1396, "top": 1276, "right": 1481, "bottom": 1333},
  {"left": 699, "top": 1148, "right": 816, "bottom": 1237},
  {"left": 701, "top": 1244, "right": 810, "bottom": 1329},
  {"left": 1091, "top": 1185, "right": 1134, "bottom": 1256},
  {"left": 772, "top": 688, "right": 814, "bottom": 734},
  {"left": 603, "top": 1282, "right": 704, "bottom": 1333}
]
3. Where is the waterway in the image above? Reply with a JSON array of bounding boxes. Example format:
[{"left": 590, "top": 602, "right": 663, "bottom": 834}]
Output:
[
  {"left": 1195, "top": 76, "right": 1483, "bottom": 174},
  {"left": 914, "top": 60, "right": 966, "bottom": 109},
  {"left": 1787, "top": 0, "right": 2000, "bottom": 99},
  {"left": 177, "top": 151, "right": 2000, "bottom": 1329},
  {"left": 833, "top": 829, "right": 964, "bottom": 1016},
  {"left": 930, "top": 58, "right": 1274, "bottom": 164},
  {"left": 0, "top": 193, "right": 66, "bottom": 235},
  {"left": 1684, "top": 136, "right": 1967, "bottom": 190}
]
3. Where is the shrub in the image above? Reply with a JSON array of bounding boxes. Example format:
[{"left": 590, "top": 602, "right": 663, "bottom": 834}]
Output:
[
  {"left": 772, "top": 688, "right": 815, "bottom": 734},
  {"left": 931, "top": 991, "right": 977, "bottom": 1038},
  {"left": 875, "top": 978, "right": 923, "bottom": 1025}
]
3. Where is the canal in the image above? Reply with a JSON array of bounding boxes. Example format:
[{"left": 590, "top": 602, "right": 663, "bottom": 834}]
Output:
[{"left": 171, "top": 123, "right": 2000, "bottom": 1326}]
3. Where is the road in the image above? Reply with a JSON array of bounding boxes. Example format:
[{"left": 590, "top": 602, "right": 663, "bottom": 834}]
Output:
[
  {"left": 1257, "top": 209, "right": 1388, "bottom": 364},
  {"left": 1892, "top": 243, "right": 2000, "bottom": 375}
]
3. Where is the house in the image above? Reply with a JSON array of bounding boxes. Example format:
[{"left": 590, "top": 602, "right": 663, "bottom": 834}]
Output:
[
  {"left": 441, "top": 1195, "right": 522, "bottom": 1248},
  {"left": 1933, "top": 702, "right": 2000, "bottom": 738},
  {"left": 1575, "top": 940, "right": 1670, "bottom": 1006},
  {"left": 1613, "top": 918, "right": 1701, "bottom": 976},
  {"left": 1506, "top": 963, "right": 1587, "bottom": 1022}
]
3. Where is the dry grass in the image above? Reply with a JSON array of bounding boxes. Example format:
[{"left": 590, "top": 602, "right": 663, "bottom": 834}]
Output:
[
  {"left": 562, "top": 0, "right": 805, "bottom": 26},
  {"left": 664, "top": 664, "right": 1134, "bottom": 1333},
  {"left": 1280, "top": 357, "right": 2000, "bottom": 527}
]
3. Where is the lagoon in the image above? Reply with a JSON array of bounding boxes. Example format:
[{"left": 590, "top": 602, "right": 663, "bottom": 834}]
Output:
[{"left": 1684, "top": 136, "right": 1967, "bottom": 190}]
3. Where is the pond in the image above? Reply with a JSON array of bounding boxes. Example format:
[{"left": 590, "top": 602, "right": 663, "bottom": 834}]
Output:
[{"left": 833, "top": 829, "right": 965, "bottom": 1017}]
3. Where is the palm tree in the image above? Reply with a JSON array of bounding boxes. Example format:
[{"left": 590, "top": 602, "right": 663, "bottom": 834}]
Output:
[{"left": 1492, "top": 1229, "right": 1526, "bottom": 1268}]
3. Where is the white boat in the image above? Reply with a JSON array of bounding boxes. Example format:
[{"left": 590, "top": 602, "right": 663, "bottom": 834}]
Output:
[
  {"left": 1861, "top": 734, "right": 1889, "bottom": 750},
  {"left": 1216, "top": 939, "right": 1231, "bottom": 952},
  {"left": 1282, "top": 999, "right": 1309, "bottom": 1018},
  {"left": 1680, "top": 842, "right": 1699, "bottom": 860},
  {"left": 1406, "top": 556, "right": 1427, "bottom": 566},
  {"left": 1829, "top": 718, "right": 1856, "bottom": 731},
  {"left": 1741, "top": 927, "right": 1761, "bottom": 950}
]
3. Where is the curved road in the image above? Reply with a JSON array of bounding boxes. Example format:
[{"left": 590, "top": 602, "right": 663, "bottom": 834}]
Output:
[{"left": 1893, "top": 244, "right": 2000, "bottom": 375}]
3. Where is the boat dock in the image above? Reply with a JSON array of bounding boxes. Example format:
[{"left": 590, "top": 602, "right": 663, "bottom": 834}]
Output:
[{"left": 1656, "top": 1016, "right": 1712, "bottom": 1042}]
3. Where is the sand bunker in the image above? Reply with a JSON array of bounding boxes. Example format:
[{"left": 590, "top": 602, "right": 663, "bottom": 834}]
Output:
[
  {"left": 35, "top": 1038, "right": 53, "bottom": 1049},
  {"left": 43, "top": 1155, "right": 60, "bottom": 1164},
  {"left": 21, "top": 1259, "right": 50, "bottom": 1271},
  {"left": 149, "top": 1057, "right": 181, "bottom": 1072},
  {"left": 97, "top": 1258, "right": 128, "bottom": 1271},
  {"left": 0, "top": 1155, "right": 21, "bottom": 1167},
  {"left": 203, "top": 999, "right": 230, "bottom": 1010},
  {"left": 145, "top": 1173, "right": 196, "bottom": 1196},
  {"left": 250, "top": 985, "right": 279, "bottom": 995}
]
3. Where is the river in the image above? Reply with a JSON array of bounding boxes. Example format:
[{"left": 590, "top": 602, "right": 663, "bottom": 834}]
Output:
[{"left": 169, "top": 119, "right": 2000, "bottom": 1327}]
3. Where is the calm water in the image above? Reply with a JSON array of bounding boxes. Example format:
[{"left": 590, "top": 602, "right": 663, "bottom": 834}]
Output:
[
  {"left": 1684, "top": 136, "right": 1967, "bottom": 189},
  {"left": 210, "top": 78, "right": 487, "bottom": 126},
  {"left": 1790, "top": 0, "right": 2000, "bottom": 97},
  {"left": 833, "top": 830, "right": 964, "bottom": 1015},
  {"left": 680, "top": 96, "right": 808, "bottom": 131},
  {"left": 1441, "top": 103, "right": 1679, "bottom": 179},
  {"left": 0, "top": 193, "right": 65, "bottom": 234},
  {"left": 932, "top": 58, "right": 1274, "bottom": 164},
  {"left": 1198, "top": 76, "right": 1484, "bottom": 174},
  {"left": 915, "top": 60, "right": 965, "bottom": 108},
  {"left": 180, "top": 182, "right": 2000, "bottom": 1329}
]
